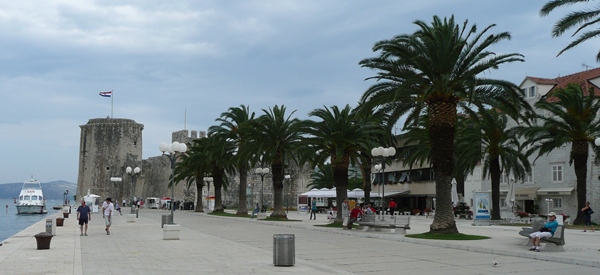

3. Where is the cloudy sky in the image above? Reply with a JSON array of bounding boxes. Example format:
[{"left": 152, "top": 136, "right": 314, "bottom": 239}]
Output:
[{"left": 0, "top": 0, "right": 597, "bottom": 184}]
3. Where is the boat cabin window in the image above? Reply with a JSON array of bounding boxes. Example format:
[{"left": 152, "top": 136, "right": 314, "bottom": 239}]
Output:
[
  {"left": 20, "top": 195, "right": 23, "bottom": 200},
  {"left": 39, "top": 196, "right": 43, "bottom": 200},
  {"left": 24, "top": 195, "right": 31, "bottom": 200},
  {"left": 32, "top": 195, "right": 38, "bottom": 200}
]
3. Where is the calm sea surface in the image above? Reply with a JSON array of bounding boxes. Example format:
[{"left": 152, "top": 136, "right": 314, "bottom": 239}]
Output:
[{"left": 0, "top": 198, "right": 62, "bottom": 242}]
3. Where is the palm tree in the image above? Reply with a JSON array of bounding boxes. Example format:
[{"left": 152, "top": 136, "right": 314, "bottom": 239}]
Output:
[
  {"left": 521, "top": 83, "right": 600, "bottom": 224},
  {"left": 308, "top": 164, "right": 335, "bottom": 190},
  {"left": 540, "top": 0, "right": 600, "bottom": 61},
  {"left": 174, "top": 142, "right": 207, "bottom": 212},
  {"left": 244, "top": 105, "right": 307, "bottom": 219},
  {"left": 456, "top": 109, "right": 531, "bottom": 220},
  {"left": 359, "top": 15, "right": 527, "bottom": 233},
  {"left": 184, "top": 134, "right": 236, "bottom": 212},
  {"left": 303, "top": 105, "right": 385, "bottom": 222},
  {"left": 209, "top": 105, "right": 255, "bottom": 216}
]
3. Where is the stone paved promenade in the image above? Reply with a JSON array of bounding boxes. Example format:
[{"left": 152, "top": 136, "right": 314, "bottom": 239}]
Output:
[{"left": 1, "top": 208, "right": 599, "bottom": 274}]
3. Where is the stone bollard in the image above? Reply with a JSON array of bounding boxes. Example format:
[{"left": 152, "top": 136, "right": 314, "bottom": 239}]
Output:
[
  {"left": 63, "top": 212, "right": 69, "bottom": 218},
  {"left": 34, "top": 232, "right": 53, "bottom": 250},
  {"left": 56, "top": 217, "right": 65, "bottom": 227}
]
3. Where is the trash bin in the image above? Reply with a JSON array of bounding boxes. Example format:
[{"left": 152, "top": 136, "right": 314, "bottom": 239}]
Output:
[
  {"left": 34, "top": 232, "right": 53, "bottom": 250},
  {"left": 56, "top": 217, "right": 65, "bottom": 227},
  {"left": 273, "top": 234, "right": 295, "bottom": 266},
  {"left": 136, "top": 208, "right": 139, "bottom": 218},
  {"left": 161, "top": 214, "right": 172, "bottom": 228}
]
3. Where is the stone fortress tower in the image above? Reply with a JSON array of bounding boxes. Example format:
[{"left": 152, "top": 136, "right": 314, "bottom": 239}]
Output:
[{"left": 76, "top": 118, "right": 144, "bottom": 202}]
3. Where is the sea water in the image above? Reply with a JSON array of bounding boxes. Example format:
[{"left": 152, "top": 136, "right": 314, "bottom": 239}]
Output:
[{"left": 0, "top": 198, "right": 62, "bottom": 242}]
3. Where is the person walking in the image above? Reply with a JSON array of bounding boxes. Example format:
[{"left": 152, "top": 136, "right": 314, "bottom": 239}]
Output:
[
  {"left": 76, "top": 200, "right": 91, "bottom": 236},
  {"left": 309, "top": 198, "right": 317, "bottom": 220},
  {"left": 102, "top": 198, "right": 114, "bottom": 235},
  {"left": 388, "top": 198, "right": 397, "bottom": 216},
  {"left": 581, "top": 201, "right": 595, "bottom": 232},
  {"left": 115, "top": 202, "right": 122, "bottom": 215}
]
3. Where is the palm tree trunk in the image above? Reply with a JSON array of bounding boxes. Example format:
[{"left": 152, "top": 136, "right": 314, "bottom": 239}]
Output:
[
  {"left": 195, "top": 180, "right": 205, "bottom": 212},
  {"left": 333, "top": 163, "right": 349, "bottom": 223},
  {"left": 429, "top": 101, "right": 459, "bottom": 234},
  {"left": 236, "top": 167, "right": 249, "bottom": 216},
  {"left": 572, "top": 141, "right": 589, "bottom": 225},
  {"left": 490, "top": 157, "right": 501, "bottom": 220},
  {"left": 270, "top": 161, "right": 287, "bottom": 218},
  {"left": 213, "top": 168, "right": 224, "bottom": 212},
  {"left": 361, "top": 154, "right": 373, "bottom": 205}
]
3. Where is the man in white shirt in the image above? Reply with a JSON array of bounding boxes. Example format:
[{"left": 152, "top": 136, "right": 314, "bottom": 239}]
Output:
[{"left": 102, "top": 198, "right": 114, "bottom": 235}]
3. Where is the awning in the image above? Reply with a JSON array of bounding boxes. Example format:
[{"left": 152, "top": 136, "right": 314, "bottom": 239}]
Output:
[
  {"left": 514, "top": 187, "right": 538, "bottom": 199},
  {"left": 536, "top": 187, "right": 574, "bottom": 196},
  {"left": 371, "top": 190, "right": 410, "bottom": 197}
]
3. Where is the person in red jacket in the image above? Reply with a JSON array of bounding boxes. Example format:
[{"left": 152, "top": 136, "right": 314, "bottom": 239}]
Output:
[
  {"left": 388, "top": 198, "right": 397, "bottom": 216},
  {"left": 347, "top": 204, "right": 364, "bottom": 230}
]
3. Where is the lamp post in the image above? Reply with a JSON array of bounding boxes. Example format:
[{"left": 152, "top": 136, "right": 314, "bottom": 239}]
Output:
[
  {"left": 545, "top": 198, "right": 553, "bottom": 215},
  {"left": 203, "top": 177, "right": 213, "bottom": 210},
  {"left": 159, "top": 141, "right": 187, "bottom": 224},
  {"left": 374, "top": 164, "right": 382, "bottom": 218},
  {"left": 126, "top": 166, "right": 141, "bottom": 213},
  {"left": 371, "top": 146, "right": 396, "bottom": 221},
  {"left": 109, "top": 177, "right": 122, "bottom": 202},
  {"left": 255, "top": 167, "right": 270, "bottom": 212},
  {"left": 284, "top": 174, "right": 291, "bottom": 213}
]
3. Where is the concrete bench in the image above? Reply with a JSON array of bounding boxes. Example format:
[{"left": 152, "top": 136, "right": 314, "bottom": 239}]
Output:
[
  {"left": 356, "top": 216, "right": 410, "bottom": 234},
  {"left": 520, "top": 225, "right": 566, "bottom": 252}
]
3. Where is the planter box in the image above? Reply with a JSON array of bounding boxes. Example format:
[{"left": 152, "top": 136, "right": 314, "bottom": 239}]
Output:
[
  {"left": 163, "top": 224, "right": 180, "bottom": 240},
  {"left": 34, "top": 232, "right": 53, "bottom": 249}
]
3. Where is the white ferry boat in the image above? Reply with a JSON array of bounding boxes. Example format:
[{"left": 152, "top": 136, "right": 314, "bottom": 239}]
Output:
[{"left": 16, "top": 178, "right": 47, "bottom": 214}]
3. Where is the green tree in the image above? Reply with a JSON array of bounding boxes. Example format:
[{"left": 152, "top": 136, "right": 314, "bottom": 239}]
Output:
[
  {"left": 456, "top": 109, "right": 531, "bottom": 220},
  {"left": 359, "top": 15, "right": 527, "bottom": 233},
  {"left": 308, "top": 164, "right": 335, "bottom": 190},
  {"left": 520, "top": 83, "right": 600, "bottom": 224},
  {"left": 209, "top": 105, "right": 255, "bottom": 216},
  {"left": 244, "top": 105, "right": 307, "bottom": 219},
  {"left": 303, "top": 105, "right": 385, "bottom": 222},
  {"left": 540, "top": 0, "right": 600, "bottom": 61},
  {"left": 174, "top": 143, "right": 206, "bottom": 212}
]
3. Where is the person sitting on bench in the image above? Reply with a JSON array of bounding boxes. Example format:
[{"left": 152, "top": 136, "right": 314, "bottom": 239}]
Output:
[
  {"left": 529, "top": 212, "right": 559, "bottom": 252},
  {"left": 347, "top": 204, "right": 364, "bottom": 230}
]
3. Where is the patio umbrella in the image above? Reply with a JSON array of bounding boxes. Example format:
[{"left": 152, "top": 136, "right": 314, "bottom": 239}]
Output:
[
  {"left": 504, "top": 178, "right": 516, "bottom": 211},
  {"left": 451, "top": 178, "right": 459, "bottom": 207}
]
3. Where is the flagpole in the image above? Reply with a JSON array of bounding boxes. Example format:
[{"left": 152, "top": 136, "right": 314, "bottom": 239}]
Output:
[{"left": 111, "top": 89, "right": 114, "bottom": 118}]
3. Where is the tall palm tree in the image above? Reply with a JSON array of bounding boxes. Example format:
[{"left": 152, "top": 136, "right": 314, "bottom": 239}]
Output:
[
  {"left": 244, "top": 105, "right": 307, "bottom": 219},
  {"left": 308, "top": 164, "right": 335, "bottom": 190},
  {"left": 174, "top": 142, "right": 207, "bottom": 212},
  {"left": 209, "top": 105, "right": 255, "bottom": 216},
  {"left": 184, "top": 134, "right": 236, "bottom": 212},
  {"left": 456, "top": 109, "right": 531, "bottom": 220},
  {"left": 540, "top": 0, "right": 600, "bottom": 61},
  {"left": 521, "top": 83, "right": 600, "bottom": 224},
  {"left": 359, "top": 15, "right": 527, "bottom": 233},
  {"left": 303, "top": 105, "right": 385, "bottom": 222}
]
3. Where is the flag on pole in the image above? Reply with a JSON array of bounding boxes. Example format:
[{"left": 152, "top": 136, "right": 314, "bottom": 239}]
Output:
[{"left": 99, "top": 91, "right": 112, "bottom": 97}]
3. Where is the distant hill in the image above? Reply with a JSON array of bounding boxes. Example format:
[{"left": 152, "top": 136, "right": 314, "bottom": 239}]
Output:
[{"left": 0, "top": 180, "right": 77, "bottom": 200}]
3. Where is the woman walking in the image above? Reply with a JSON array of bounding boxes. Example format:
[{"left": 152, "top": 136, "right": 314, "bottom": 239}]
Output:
[{"left": 581, "top": 201, "right": 594, "bottom": 232}]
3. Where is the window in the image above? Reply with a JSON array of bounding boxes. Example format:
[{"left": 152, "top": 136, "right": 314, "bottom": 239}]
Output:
[
  {"left": 524, "top": 170, "right": 533, "bottom": 184},
  {"left": 529, "top": 86, "right": 536, "bottom": 97},
  {"left": 500, "top": 173, "right": 507, "bottom": 184},
  {"left": 552, "top": 164, "right": 563, "bottom": 182},
  {"left": 553, "top": 198, "right": 563, "bottom": 209}
]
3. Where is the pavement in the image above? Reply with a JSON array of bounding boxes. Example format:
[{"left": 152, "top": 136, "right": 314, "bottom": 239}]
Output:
[{"left": 1, "top": 208, "right": 600, "bottom": 274}]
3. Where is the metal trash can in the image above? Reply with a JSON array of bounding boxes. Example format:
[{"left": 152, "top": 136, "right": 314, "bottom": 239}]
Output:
[
  {"left": 273, "top": 234, "right": 295, "bottom": 266},
  {"left": 161, "top": 214, "right": 172, "bottom": 228}
]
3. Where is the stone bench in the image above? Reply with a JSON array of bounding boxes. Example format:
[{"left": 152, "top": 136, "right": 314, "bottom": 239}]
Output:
[
  {"left": 520, "top": 224, "right": 566, "bottom": 252},
  {"left": 356, "top": 216, "right": 410, "bottom": 234}
]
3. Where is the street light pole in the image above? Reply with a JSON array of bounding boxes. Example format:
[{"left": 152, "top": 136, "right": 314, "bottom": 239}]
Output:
[
  {"left": 255, "top": 167, "right": 270, "bottom": 212},
  {"left": 126, "top": 166, "right": 141, "bottom": 213},
  {"left": 159, "top": 141, "right": 188, "bottom": 224},
  {"left": 545, "top": 198, "right": 553, "bottom": 215},
  {"left": 374, "top": 164, "right": 382, "bottom": 219},
  {"left": 371, "top": 146, "right": 396, "bottom": 222},
  {"left": 203, "top": 177, "right": 213, "bottom": 210},
  {"left": 284, "top": 174, "right": 291, "bottom": 213}
]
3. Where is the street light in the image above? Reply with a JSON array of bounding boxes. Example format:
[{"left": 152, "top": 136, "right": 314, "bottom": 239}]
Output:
[
  {"left": 159, "top": 141, "right": 187, "bottom": 224},
  {"left": 284, "top": 174, "right": 291, "bottom": 213},
  {"left": 374, "top": 164, "right": 382, "bottom": 218},
  {"left": 371, "top": 146, "right": 396, "bottom": 221},
  {"left": 203, "top": 177, "right": 213, "bottom": 210},
  {"left": 595, "top": 137, "right": 600, "bottom": 147},
  {"left": 126, "top": 166, "right": 141, "bottom": 213},
  {"left": 255, "top": 167, "right": 270, "bottom": 212}
]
